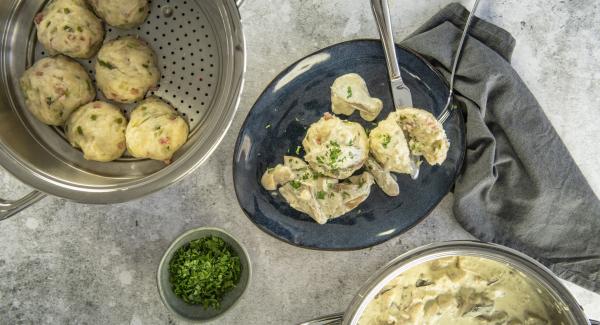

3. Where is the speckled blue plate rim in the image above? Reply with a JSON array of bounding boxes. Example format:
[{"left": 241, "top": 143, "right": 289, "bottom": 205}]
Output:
[{"left": 232, "top": 39, "right": 466, "bottom": 251}]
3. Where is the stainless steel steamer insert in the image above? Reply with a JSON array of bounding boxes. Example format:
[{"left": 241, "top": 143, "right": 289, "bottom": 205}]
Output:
[{"left": 0, "top": 0, "right": 245, "bottom": 219}]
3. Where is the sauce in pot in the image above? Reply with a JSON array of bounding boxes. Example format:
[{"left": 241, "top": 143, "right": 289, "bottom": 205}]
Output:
[{"left": 359, "top": 256, "right": 568, "bottom": 325}]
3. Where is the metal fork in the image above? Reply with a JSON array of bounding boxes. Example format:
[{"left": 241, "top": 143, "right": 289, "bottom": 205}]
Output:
[{"left": 438, "top": 0, "right": 482, "bottom": 124}]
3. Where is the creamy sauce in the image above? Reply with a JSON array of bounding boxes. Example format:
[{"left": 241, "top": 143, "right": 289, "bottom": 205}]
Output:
[
  {"left": 359, "top": 256, "right": 567, "bottom": 325},
  {"left": 369, "top": 111, "right": 413, "bottom": 174},
  {"left": 396, "top": 108, "right": 449, "bottom": 166}
]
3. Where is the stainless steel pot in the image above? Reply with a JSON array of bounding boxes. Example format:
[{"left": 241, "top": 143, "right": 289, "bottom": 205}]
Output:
[
  {"left": 0, "top": 0, "right": 245, "bottom": 219},
  {"left": 301, "top": 241, "right": 593, "bottom": 325}
]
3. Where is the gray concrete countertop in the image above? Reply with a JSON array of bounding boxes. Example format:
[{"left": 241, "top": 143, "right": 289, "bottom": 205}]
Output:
[{"left": 1, "top": 0, "right": 599, "bottom": 324}]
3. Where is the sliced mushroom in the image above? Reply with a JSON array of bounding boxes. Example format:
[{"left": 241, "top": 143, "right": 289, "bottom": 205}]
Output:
[
  {"left": 279, "top": 184, "right": 329, "bottom": 224},
  {"left": 260, "top": 156, "right": 309, "bottom": 191},
  {"left": 364, "top": 156, "right": 399, "bottom": 197},
  {"left": 283, "top": 155, "right": 308, "bottom": 170},
  {"left": 335, "top": 172, "right": 375, "bottom": 212},
  {"left": 261, "top": 165, "right": 294, "bottom": 191},
  {"left": 278, "top": 171, "right": 374, "bottom": 224},
  {"left": 331, "top": 73, "right": 383, "bottom": 121}
]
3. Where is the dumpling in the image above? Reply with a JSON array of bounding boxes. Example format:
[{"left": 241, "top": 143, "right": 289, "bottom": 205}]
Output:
[
  {"left": 89, "top": 0, "right": 150, "bottom": 29},
  {"left": 34, "top": 0, "right": 104, "bottom": 59},
  {"left": 65, "top": 101, "right": 127, "bottom": 162},
  {"left": 19, "top": 55, "right": 95, "bottom": 125},
  {"left": 364, "top": 156, "right": 399, "bottom": 197},
  {"left": 369, "top": 111, "right": 415, "bottom": 174},
  {"left": 125, "top": 97, "right": 189, "bottom": 162},
  {"left": 331, "top": 73, "right": 383, "bottom": 121},
  {"left": 396, "top": 108, "right": 449, "bottom": 165},
  {"left": 302, "top": 113, "right": 369, "bottom": 179},
  {"left": 95, "top": 36, "right": 160, "bottom": 103},
  {"left": 279, "top": 171, "right": 374, "bottom": 224}
]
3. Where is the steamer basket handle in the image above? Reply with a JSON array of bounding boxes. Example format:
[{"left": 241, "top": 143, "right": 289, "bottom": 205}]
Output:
[
  {"left": 236, "top": 0, "right": 244, "bottom": 7},
  {"left": 0, "top": 190, "right": 46, "bottom": 221}
]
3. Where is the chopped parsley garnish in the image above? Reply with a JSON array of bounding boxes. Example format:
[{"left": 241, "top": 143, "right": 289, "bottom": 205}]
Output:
[
  {"left": 342, "top": 191, "right": 350, "bottom": 199},
  {"left": 63, "top": 25, "right": 73, "bottom": 32},
  {"left": 346, "top": 86, "right": 352, "bottom": 98},
  {"left": 77, "top": 26, "right": 83, "bottom": 32},
  {"left": 115, "top": 118, "right": 123, "bottom": 124},
  {"left": 90, "top": 114, "right": 97, "bottom": 121},
  {"left": 63, "top": 8, "right": 71, "bottom": 14},
  {"left": 317, "top": 140, "right": 346, "bottom": 170},
  {"left": 142, "top": 63, "right": 149, "bottom": 68},
  {"left": 45, "top": 97, "right": 53, "bottom": 105},
  {"left": 327, "top": 141, "right": 342, "bottom": 164},
  {"left": 98, "top": 59, "right": 115, "bottom": 69},
  {"left": 289, "top": 180, "right": 301, "bottom": 189},
  {"left": 76, "top": 126, "right": 83, "bottom": 135},
  {"left": 316, "top": 191, "right": 326, "bottom": 200},
  {"left": 295, "top": 146, "right": 302, "bottom": 155},
  {"left": 380, "top": 134, "right": 391, "bottom": 148},
  {"left": 168, "top": 236, "right": 241, "bottom": 310}
]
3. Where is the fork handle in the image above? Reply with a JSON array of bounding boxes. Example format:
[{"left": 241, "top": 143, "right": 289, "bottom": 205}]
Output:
[{"left": 439, "top": 0, "right": 482, "bottom": 123}]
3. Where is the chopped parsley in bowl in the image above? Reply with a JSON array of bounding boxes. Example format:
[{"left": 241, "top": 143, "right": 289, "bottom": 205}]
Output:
[
  {"left": 157, "top": 228, "right": 251, "bottom": 322},
  {"left": 168, "top": 236, "right": 242, "bottom": 309}
]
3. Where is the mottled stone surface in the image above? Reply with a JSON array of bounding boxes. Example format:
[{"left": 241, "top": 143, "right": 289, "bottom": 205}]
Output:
[{"left": 1, "top": 0, "right": 599, "bottom": 324}]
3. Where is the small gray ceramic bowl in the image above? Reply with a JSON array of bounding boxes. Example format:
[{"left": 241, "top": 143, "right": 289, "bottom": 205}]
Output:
[{"left": 157, "top": 227, "right": 251, "bottom": 323}]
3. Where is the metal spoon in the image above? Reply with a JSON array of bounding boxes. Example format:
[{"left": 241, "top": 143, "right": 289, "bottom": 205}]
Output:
[
  {"left": 371, "top": 0, "right": 420, "bottom": 179},
  {"left": 438, "top": 0, "right": 482, "bottom": 124}
]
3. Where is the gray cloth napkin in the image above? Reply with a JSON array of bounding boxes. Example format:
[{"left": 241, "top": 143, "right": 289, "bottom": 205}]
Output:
[{"left": 401, "top": 3, "right": 600, "bottom": 293}]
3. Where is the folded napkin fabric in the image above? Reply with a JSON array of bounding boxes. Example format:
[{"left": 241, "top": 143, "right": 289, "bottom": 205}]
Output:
[{"left": 401, "top": 3, "right": 600, "bottom": 293}]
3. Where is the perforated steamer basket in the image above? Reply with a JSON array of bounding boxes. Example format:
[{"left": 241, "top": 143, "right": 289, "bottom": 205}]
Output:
[{"left": 0, "top": 0, "right": 245, "bottom": 219}]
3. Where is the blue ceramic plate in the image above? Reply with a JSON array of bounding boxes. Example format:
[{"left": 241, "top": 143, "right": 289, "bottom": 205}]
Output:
[{"left": 233, "top": 40, "right": 465, "bottom": 250}]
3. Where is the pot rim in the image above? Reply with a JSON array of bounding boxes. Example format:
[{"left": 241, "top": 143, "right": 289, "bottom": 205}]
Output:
[{"left": 341, "top": 240, "right": 589, "bottom": 325}]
